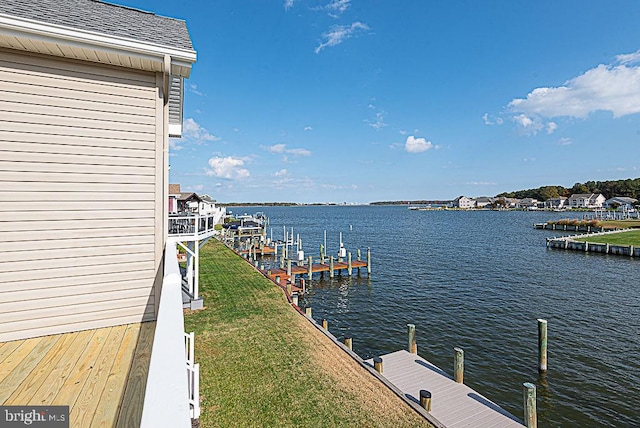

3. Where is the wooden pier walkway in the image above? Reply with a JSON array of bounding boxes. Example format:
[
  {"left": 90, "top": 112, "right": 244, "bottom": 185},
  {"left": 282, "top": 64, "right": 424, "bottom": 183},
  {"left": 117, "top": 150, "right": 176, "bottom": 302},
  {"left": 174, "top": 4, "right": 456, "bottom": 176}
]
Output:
[
  {"left": 366, "top": 350, "right": 524, "bottom": 428},
  {"left": 265, "top": 260, "right": 368, "bottom": 283}
]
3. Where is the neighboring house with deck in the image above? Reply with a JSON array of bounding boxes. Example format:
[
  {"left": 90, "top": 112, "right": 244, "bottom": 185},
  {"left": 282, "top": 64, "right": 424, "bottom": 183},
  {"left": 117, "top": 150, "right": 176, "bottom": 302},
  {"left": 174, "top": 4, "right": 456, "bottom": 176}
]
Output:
[
  {"left": 0, "top": 0, "right": 198, "bottom": 426},
  {"left": 603, "top": 196, "right": 637, "bottom": 210}
]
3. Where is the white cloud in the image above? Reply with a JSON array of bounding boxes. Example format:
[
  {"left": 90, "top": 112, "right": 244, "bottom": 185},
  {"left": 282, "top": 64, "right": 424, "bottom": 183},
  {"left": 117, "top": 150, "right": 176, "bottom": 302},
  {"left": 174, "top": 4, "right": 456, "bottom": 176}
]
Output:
[
  {"left": 286, "top": 148, "right": 312, "bottom": 156},
  {"left": 274, "top": 169, "right": 288, "bottom": 177},
  {"left": 266, "top": 143, "right": 286, "bottom": 153},
  {"left": 509, "top": 57, "right": 640, "bottom": 120},
  {"left": 284, "top": 0, "right": 295, "bottom": 10},
  {"left": 304, "top": 126, "right": 313, "bottom": 131},
  {"left": 482, "top": 113, "right": 504, "bottom": 126},
  {"left": 616, "top": 50, "right": 640, "bottom": 65},
  {"left": 263, "top": 144, "right": 311, "bottom": 156},
  {"left": 189, "top": 84, "right": 203, "bottom": 96},
  {"left": 399, "top": 129, "right": 407, "bottom": 135},
  {"left": 404, "top": 136, "right": 437, "bottom": 153},
  {"left": 325, "top": 0, "right": 350, "bottom": 14},
  {"left": 205, "top": 157, "right": 250, "bottom": 179},
  {"left": 558, "top": 137, "right": 573, "bottom": 145},
  {"left": 523, "top": 157, "right": 536, "bottom": 162},
  {"left": 365, "top": 111, "right": 387, "bottom": 130},
  {"left": 315, "top": 22, "right": 369, "bottom": 54},
  {"left": 466, "top": 181, "right": 497, "bottom": 186},
  {"left": 169, "top": 139, "right": 183, "bottom": 151},
  {"left": 546, "top": 121, "right": 557, "bottom": 134},
  {"left": 183, "top": 118, "right": 220, "bottom": 143}
]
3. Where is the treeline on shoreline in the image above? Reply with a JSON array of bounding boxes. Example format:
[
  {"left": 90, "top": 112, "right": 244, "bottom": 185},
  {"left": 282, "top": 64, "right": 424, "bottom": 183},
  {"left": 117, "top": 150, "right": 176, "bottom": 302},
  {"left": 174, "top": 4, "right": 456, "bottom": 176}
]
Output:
[{"left": 496, "top": 178, "right": 640, "bottom": 201}]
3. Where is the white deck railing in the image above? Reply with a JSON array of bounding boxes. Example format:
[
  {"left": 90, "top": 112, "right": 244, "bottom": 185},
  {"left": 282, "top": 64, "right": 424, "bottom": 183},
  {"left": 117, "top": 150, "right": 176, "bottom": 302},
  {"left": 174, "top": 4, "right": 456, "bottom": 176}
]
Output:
[
  {"left": 140, "top": 239, "right": 199, "bottom": 427},
  {"left": 168, "top": 210, "right": 224, "bottom": 240}
]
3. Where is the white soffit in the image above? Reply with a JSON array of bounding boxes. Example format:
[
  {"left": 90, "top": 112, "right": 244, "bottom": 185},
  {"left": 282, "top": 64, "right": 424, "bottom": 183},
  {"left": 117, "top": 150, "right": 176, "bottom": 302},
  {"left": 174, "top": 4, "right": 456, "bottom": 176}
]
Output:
[{"left": 0, "top": 14, "right": 196, "bottom": 77}]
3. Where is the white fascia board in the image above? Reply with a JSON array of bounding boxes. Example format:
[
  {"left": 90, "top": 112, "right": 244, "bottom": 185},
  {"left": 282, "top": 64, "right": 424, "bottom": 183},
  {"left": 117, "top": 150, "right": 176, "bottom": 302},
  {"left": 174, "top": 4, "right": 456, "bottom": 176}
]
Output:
[{"left": 0, "top": 14, "right": 196, "bottom": 77}]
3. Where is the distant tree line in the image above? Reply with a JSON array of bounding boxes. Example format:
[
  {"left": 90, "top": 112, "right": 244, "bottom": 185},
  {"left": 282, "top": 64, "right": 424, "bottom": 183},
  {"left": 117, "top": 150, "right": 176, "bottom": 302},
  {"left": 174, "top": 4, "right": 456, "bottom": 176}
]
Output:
[{"left": 496, "top": 178, "right": 640, "bottom": 201}]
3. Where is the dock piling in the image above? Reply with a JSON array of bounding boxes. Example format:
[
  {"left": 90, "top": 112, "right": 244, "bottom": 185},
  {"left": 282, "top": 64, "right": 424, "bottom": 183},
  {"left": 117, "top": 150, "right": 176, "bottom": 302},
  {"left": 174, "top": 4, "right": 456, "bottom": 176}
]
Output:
[
  {"left": 329, "top": 255, "right": 334, "bottom": 278},
  {"left": 373, "top": 357, "right": 383, "bottom": 374},
  {"left": 407, "top": 324, "right": 417, "bottom": 354},
  {"left": 454, "top": 347, "right": 464, "bottom": 383},
  {"left": 305, "top": 307, "right": 312, "bottom": 318},
  {"left": 419, "top": 390, "right": 432, "bottom": 412},
  {"left": 347, "top": 252, "right": 352, "bottom": 276},
  {"left": 344, "top": 337, "right": 352, "bottom": 350},
  {"left": 357, "top": 248, "right": 361, "bottom": 261},
  {"left": 537, "top": 319, "right": 548, "bottom": 373},
  {"left": 322, "top": 319, "right": 328, "bottom": 330},
  {"left": 523, "top": 382, "right": 537, "bottom": 428},
  {"left": 308, "top": 255, "right": 313, "bottom": 279},
  {"left": 367, "top": 247, "right": 371, "bottom": 275}
]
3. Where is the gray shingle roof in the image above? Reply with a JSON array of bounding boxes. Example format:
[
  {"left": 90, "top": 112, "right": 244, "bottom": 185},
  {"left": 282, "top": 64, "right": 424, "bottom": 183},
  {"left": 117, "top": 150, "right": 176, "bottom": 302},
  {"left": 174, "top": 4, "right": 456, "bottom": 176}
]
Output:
[{"left": 0, "top": 0, "right": 193, "bottom": 51}]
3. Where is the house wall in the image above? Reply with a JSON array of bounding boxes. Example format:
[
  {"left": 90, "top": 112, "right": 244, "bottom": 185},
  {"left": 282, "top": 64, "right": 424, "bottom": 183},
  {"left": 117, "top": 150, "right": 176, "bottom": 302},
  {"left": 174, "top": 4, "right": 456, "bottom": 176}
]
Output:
[{"left": 0, "top": 48, "right": 165, "bottom": 341}]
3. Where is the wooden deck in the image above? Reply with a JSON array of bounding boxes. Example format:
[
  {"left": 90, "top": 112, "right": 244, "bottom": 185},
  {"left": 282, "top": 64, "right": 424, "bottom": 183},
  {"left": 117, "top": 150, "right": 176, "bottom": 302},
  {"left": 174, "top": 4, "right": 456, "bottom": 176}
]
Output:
[
  {"left": 0, "top": 321, "right": 155, "bottom": 427},
  {"left": 366, "top": 350, "right": 524, "bottom": 428}
]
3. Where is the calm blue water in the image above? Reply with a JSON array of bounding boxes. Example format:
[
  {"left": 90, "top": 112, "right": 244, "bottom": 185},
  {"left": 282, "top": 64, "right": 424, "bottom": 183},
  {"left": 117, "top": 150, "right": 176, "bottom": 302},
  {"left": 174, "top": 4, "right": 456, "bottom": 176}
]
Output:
[{"left": 232, "top": 205, "right": 640, "bottom": 427}]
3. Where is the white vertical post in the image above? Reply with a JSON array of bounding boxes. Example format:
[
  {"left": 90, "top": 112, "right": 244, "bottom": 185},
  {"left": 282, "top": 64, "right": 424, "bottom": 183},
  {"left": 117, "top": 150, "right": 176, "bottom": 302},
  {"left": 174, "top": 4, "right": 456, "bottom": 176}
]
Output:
[{"left": 194, "top": 240, "right": 199, "bottom": 300}]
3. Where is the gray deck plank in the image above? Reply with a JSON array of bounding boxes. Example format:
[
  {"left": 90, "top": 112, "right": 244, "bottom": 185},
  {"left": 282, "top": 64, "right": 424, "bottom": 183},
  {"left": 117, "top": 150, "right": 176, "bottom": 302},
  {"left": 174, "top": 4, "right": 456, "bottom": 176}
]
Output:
[{"left": 366, "top": 350, "right": 523, "bottom": 428}]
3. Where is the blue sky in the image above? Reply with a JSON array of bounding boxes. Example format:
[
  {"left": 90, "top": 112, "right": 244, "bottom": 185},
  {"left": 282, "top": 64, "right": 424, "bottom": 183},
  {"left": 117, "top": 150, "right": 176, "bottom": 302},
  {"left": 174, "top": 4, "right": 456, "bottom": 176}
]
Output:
[{"left": 124, "top": 0, "right": 640, "bottom": 203}]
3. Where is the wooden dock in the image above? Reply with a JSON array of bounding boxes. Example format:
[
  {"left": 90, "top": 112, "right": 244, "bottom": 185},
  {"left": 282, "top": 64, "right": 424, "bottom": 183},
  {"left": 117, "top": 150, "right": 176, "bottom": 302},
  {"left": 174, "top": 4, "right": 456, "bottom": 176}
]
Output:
[
  {"left": 265, "top": 260, "right": 369, "bottom": 283},
  {"left": 366, "top": 350, "right": 524, "bottom": 428}
]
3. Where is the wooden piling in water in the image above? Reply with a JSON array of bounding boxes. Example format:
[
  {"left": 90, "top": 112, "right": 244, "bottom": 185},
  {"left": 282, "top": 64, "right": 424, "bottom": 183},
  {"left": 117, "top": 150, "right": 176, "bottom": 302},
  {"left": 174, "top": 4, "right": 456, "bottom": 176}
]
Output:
[
  {"left": 329, "top": 255, "right": 334, "bottom": 278},
  {"left": 407, "top": 324, "right": 417, "bottom": 354},
  {"left": 344, "top": 337, "right": 352, "bottom": 350},
  {"left": 320, "top": 244, "right": 325, "bottom": 263},
  {"left": 419, "top": 390, "right": 432, "bottom": 412},
  {"left": 347, "top": 252, "right": 352, "bottom": 276},
  {"left": 523, "top": 382, "right": 537, "bottom": 428},
  {"left": 305, "top": 307, "right": 312, "bottom": 318},
  {"left": 538, "top": 319, "right": 547, "bottom": 373},
  {"left": 308, "top": 255, "right": 313, "bottom": 279},
  {"left": 357, "top": 248, "right": 361, "bottom": 261},
  {"left": 373, "top": 356, "right": 383, "bottom": 374},
  {"left": 454, "top": 347, "right": 464, "bottom": 383},
  {"left": 287, "top": 259, "right": 292, "bottom": 277},
  {"left": 322, "top": 319, "right": 328, "bottom": 330},
  {"left": 286, "top": 282, "right": 292, "bottom": 296},
  {"left": 367, "top": 247, "right": 371, "bottom": 275}
]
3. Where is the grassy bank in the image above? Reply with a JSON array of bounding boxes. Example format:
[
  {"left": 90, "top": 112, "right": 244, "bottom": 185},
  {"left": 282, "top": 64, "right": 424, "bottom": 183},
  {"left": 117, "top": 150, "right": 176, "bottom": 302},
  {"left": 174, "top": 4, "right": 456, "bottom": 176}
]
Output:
[
  {"left": 184, "top": 239, "right": 430, "bottom": 427},
  {"left": 576, "top": 230, "right": 640, "bottom": 246}
]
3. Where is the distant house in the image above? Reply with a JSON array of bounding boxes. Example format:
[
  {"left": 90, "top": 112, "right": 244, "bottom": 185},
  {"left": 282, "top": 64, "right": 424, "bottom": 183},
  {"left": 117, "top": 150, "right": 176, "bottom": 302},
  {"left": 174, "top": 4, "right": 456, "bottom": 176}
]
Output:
[
  {"left": 474, "top": 197, "right": 493, "bottom": 208},
  {"left": 568, "top": 193, "right": 606, "bottom": 208},
  {"left": 169, "top": 183, "right": 182, "bottom": 214},
  {"left": 604, "top": 196, "right": 638, "bottom": 210},
  {"left": 178, "top": 192, "right": 204, "bottom": 213},
  {"left": 518, "top": 198, "right": 539, "bottom": 209},
  {"left": 504, "top": 198, "right": 521, "bottom": 208},
  {"left": 544, "top": 197, "right": 567, "bottom": 209},
  {"left": 452, "top": 196, "right": 475, "bottom": 209}
]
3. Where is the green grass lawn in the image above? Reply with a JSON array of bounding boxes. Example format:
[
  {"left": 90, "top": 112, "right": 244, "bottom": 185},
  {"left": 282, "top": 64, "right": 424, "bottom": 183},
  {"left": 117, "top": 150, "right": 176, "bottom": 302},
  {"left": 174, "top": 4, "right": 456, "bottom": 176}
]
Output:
[
  {"left": 576, "top": 230, "right": 640, "bottom": 246},
  {"left": 184, "top": 239, "right": 430, "bottom": 428}
]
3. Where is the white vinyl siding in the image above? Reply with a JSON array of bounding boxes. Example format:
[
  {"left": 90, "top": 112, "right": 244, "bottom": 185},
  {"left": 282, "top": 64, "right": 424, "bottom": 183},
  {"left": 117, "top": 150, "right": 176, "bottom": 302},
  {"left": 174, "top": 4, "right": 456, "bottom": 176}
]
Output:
[{"left": 0, "top": 49, "right": 163, "bottom": 342}]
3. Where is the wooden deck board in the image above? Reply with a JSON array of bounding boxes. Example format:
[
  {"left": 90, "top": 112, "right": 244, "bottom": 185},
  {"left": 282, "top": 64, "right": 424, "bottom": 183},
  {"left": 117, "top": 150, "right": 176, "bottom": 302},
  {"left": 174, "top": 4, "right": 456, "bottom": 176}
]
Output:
[
  {"left": 0, "top": 334, "right": 59, "bottom": 403},
  {"left": 91, "top": 323, "right": 141, "bottom": 428},
  {"left": 71, "top": 324, "right": 127, "bottom": 427},
  {"left": 5, "top": 332, "right": 78, "bottom": 405},
  {"left": 23, "top": 329, "right": 96, "bottom": 406},
  {"left": 0, "top": 322, "right": 154, "bottom": 427},
  {"left": 115, "top": 321, "right": 155, "bottom": 428},
  {"left": 366, "top": 350, "right": 523, "bottom": 428}
]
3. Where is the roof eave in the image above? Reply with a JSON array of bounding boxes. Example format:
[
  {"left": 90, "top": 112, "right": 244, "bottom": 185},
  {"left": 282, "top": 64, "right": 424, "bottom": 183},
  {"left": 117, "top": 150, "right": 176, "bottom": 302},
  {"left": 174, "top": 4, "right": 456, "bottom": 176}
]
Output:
[{"left": 0, "top": 13, "right": 196, "bottom": 77}]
